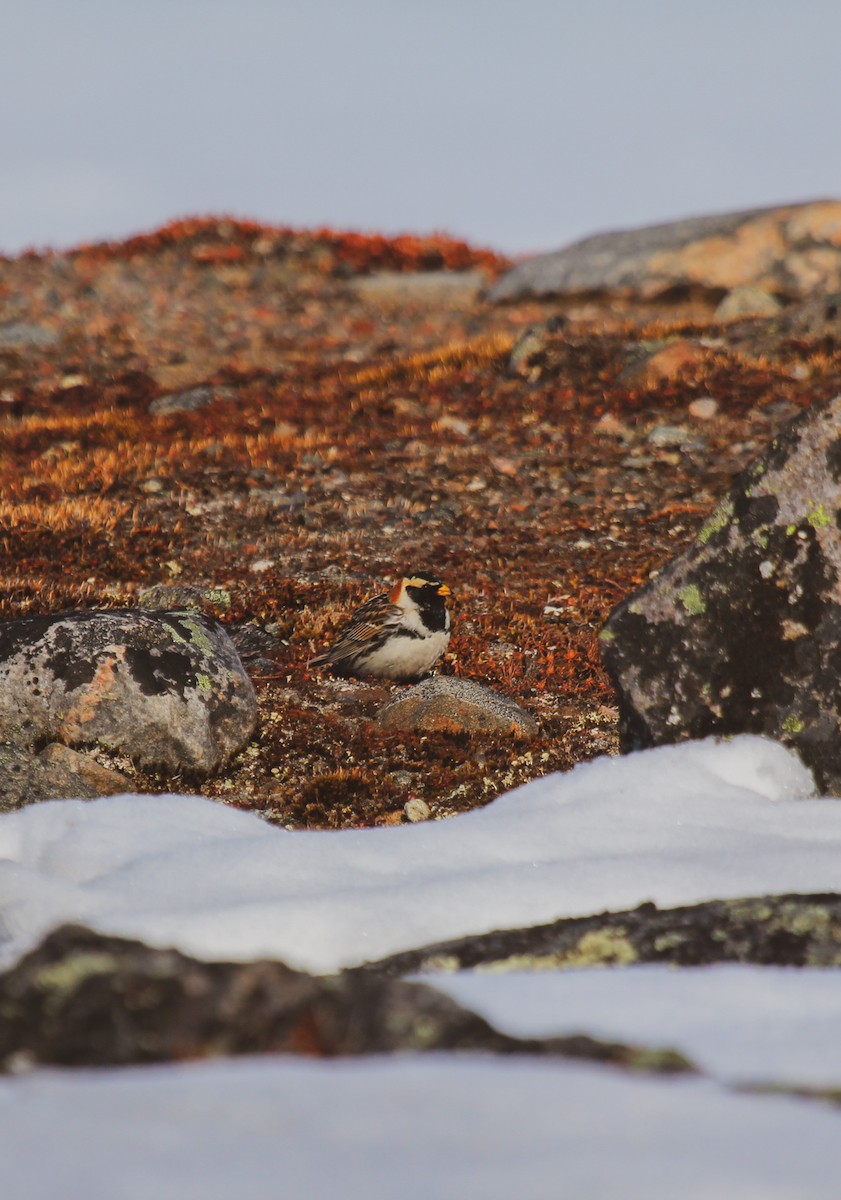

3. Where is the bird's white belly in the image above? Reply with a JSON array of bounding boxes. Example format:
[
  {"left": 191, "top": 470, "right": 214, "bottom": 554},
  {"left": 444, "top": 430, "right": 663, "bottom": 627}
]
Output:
[{"left": 362, "top": 629, "right": 450, "bottom": 680}]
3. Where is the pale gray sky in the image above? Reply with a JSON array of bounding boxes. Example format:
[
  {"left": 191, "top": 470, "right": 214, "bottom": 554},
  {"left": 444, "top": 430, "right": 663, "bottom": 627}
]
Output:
[{"left": 2, "top": 1, "right": 840, "bottom": 255}]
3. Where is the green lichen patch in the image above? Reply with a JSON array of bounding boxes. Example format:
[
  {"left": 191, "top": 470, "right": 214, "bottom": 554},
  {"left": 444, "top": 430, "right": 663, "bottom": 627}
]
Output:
[
  {"left": 174, "top": 617, "right": 216, "bottom": 656},
  {"left": 34, "top": 951, "right": 118, "bottom": 998},
  {"left": 807, "top": 503, "right": 832, "bottom": 529},
  {"left": 677, "top": 583, "right": 707, "bottom": 615},
  {"left": 697, "top": 498, "right": 734, "bottom": 545}
]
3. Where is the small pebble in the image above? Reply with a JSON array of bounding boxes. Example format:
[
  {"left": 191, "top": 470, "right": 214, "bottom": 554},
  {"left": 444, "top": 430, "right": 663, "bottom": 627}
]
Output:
[
  {"left": 689, "top": 397, "right": 718, "bottom": 420},
  {"left": 389, "top": 770, "right": 415, "bottom": 789},
  {"left": 647, "top": 424, "right": 690, "bottom": 448},
  {"left": 404, "top": 798, "right": 431, "bottom": 823}
]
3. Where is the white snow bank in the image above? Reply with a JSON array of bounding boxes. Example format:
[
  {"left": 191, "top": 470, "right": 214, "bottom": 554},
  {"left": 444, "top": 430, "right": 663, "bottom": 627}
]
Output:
[
  {"left": 2, "top": 1055, "right": 840, "bottom": 1200},
  {"left": 434, "top": 964, "right": 841, "bottom": 1086},
  {"left": 0, "top": 734, "right": 832, "bottom": 974}
]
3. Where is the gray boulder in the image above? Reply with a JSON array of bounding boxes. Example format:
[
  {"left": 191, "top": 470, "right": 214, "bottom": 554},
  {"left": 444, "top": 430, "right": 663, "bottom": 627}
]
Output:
[
  {"left": 489, "top": 199, "right": 841, "bottom": 302},
  {"left": 0, "top": 609, "right": 257, "bottom": 776},
  {"left": 600, "top": 392, "right": 841, "bottom": 793}
]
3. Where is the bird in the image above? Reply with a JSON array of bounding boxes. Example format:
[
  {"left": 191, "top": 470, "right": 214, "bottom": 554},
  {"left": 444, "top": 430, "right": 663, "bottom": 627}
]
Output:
[{"left": 310, "top": 574, "right": 451, "bottom": 681}]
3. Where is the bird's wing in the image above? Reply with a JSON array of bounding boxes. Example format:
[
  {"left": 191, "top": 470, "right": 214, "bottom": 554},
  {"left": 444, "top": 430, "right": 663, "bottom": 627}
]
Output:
[{"left": 311, "top": 592, "right": 404, "bottom": 665}]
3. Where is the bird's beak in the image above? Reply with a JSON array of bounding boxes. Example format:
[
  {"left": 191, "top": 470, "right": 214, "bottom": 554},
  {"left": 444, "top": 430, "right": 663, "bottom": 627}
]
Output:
[{"left": 437, "top": 584, "right": 451, "bottom": 596}]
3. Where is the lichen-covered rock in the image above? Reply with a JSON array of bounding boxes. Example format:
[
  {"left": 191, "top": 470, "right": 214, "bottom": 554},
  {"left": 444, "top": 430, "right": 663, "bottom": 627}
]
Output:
[
  {"left": 0, "top": 924, "right": 692, "bottom": 1074},
  {"left": 369, "top": 892, "right": 841, "bottom": 976},
  {"left": 376, "top": 676, "right": 537, "bottom": 738},
  {"left": 0, "top": 610, "right": 257, "bottom": 776},
  {"left": 489, "top": 199, "right": 841, "bottom": 302},
  {"left": 600, "top": 393, "right": 841, "bottom": 792}
]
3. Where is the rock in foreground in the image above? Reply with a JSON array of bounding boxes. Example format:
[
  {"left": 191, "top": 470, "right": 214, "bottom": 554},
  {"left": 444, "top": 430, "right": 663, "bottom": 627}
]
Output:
[
  {"left": 371, "top": 893, "right": 841, "bottom": 976},
  {"left": 0, "top": 924, "right": 690, "bottom": 1074},
  {"left": 489, "top": 199, "right": 841, "bottom": 302},
  {"left": 600, "top": 393, "right": 841, "bottom": 792},
  {"left": 0, "top": 609, "right": 257, "bottom": 776}
]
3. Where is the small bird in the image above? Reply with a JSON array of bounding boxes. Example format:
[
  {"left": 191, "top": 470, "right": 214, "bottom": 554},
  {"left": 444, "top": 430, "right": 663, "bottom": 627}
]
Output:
[{"left": 311, "top": 574, "right": 451, "bottom": 681}]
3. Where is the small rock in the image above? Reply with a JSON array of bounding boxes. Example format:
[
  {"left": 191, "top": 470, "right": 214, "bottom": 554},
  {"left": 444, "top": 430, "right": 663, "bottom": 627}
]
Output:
[
  {"left": 0, "top": 743, "right": 131, "bottom": 812},
  {"left": 403, "top": 798, "right": 431, "bottom": 823},
  {"left": 646, "top": 424, "right": 692, "bottom": 448},
  {"left": 138, "top": 584, "right": 232, "bottom": 613},
  {"left": 37, "top": 744, "right": 131, "bottom": 797},
  {"left": 688, "top": 397, "right": 718, "bottom": 420},
  {"left": 714, "top": 286, "right": 782, "bottom": 321},
  {"left": 0, "top": 609, "right": 257, "bottom": 776},
  {"left": 389, "top": 770, "right": 415, "bottom": 789},
  {"left": 0, "top": 322, "right": 60, "bottom": 349},
  {"left": 436, "top": 415, "right": 472, "bottom": 438},
  {"left": 377, "top": 677, "right": 537, "bottom": 738},
  {"left": 620, "top": 340, "right": 705, "bottom": 388},
  {"left": 149, "top": 385, "right": 237, "bottom": 415}
]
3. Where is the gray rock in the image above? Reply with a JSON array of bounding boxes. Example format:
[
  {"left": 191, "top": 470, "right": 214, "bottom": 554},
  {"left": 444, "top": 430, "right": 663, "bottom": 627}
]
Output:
[
  {"left": 600, "top": 392, "right": 841, "bottom": 792},
  {"left": 489, "top": 199, "right": 841, "bottom": 302},
  {"left": 0, "top": 610, "right": 257, "bottom": 776},
  {"left": 0, "top": 321, "right": 60, "bottom": 349},
  {"left": 149, "top": 385, "right": 237, "bottom": 415},
  {"left": 377, "top": 676, "right": 537, "bottom": 738}
]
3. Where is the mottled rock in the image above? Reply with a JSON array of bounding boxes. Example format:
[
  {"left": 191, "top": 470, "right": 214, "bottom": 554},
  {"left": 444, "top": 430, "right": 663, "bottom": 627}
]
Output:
[
  {"left": 714, "top": 285, "right": 783, "bottom": 321},
  {"left": 370, "top": 892, "right": 841, "bottom": 976},
  {"left": 489, "top": 199, "right": 841, "bottom": 302},
  {"left": 0, "top": 925, "right": 692, "bottom": 1074},
  {"left": 377, "top": 676, "right": 537, "bottom": 738},
  {"left": 600, "top": 393, "right": 841, "bottom": 792},
  {"left": 137, "top": 583, "right": 232, "bottom": 612},
  {"left": 0, "top": 743, "right": 130, "bottom": 811},
  {"left": 0, "top": 609, "right": 257, "bottom": 776}
]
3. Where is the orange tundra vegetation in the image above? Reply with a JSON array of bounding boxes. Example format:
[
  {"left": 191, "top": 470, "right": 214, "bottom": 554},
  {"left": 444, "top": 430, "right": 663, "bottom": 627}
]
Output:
[{"left": 0, "top": 217, "right": 839, "bottom": 825}]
